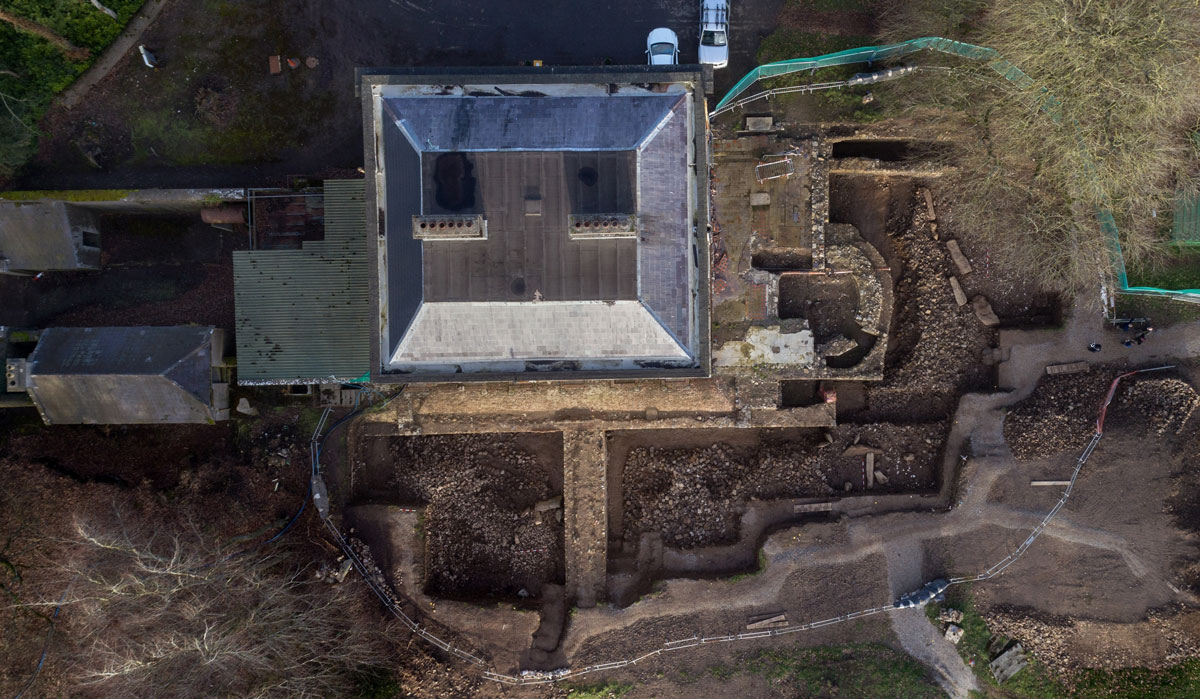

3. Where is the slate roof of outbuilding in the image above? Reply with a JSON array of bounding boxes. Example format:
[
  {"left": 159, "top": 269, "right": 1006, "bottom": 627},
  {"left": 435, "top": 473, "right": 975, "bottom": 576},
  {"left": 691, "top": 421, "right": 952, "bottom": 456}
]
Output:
[{"left": 27, "top": 326, "right": 217, "bottom": 424}]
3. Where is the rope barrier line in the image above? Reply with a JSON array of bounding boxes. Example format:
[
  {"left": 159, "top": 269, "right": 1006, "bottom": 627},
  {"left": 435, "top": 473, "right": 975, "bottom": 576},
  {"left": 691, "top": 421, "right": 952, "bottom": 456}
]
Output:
[
  {"left": 308, "top": 367, "right": 1171, "bottom": 685},
  {"left": 709, "top": 65, "right": 921, "bottom": 118}
]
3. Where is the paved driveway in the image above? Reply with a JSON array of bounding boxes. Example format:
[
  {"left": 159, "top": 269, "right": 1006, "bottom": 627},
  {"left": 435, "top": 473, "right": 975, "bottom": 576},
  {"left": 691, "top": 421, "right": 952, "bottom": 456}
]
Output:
[
  {"left": 339, "top": 0, "right": 783, "bottom": 95},
  {"left": 21, "top": 0, "right": 784, "bottom": 188}
]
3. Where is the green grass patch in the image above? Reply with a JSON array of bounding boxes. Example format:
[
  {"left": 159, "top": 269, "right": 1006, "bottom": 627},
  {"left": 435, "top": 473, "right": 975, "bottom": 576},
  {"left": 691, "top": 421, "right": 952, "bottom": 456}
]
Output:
[
  {"left": 119, "top": 8, "right": 336, "bottom": 169},
  {"left": 0, "top": 2, "right": 145, "bottom": 179},
  {"left": 1114, "top": 292, "right": 1200, "bottom": 326},
  {"left": 565, "top": 681, "right": 633, "bottom": 698},
  {"left": 296, "top": 406, "right": 325, "bottom": 438},
  {"left": 730, "top": 643, "right": 942, "bottom": 697},
  {"left": 1071, "top": 660, "right": 1200, "bottom": 698},
  {"left": 351, "top": 665, "right": 400, "bottom": 699},
  {"left": 757, "top": 30, "right": 875, "bottom": 69},
  {"left": 754, "top": 30, "right": 882, "bottom": 121},
  {"left": 1, "top": 0, "right": 145, "bottom": 52},
  {"left": 927, "top": 588, "right": 1200, "bottom": 697},
  {"left": 924, "top": 589, "right": 996, "bottom": 685},
  {"left": 1126, "top": 247, "right": 1200, "bottom": 292},
  {"left": 0, "top": 188, "right": 132, "bottom": 201},
  {"left": 728, "top": 549, "right": 769, "bottom": 582}
]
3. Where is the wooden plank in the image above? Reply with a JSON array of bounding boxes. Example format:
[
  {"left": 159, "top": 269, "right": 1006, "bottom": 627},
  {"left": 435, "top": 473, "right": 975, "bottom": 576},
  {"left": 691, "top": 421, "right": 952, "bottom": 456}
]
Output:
[
  {"left": 1030, "top": 480, "right": 1071, "bottom": 487},
  {"left": 794, "top": 502, "right": 833, "bottom": 514},
  {"left": 747, "top": 613, "right": 788, "bottom": 630},
  {"left": 1045, "top": 361, "right": 1088, "bottom": 376},
  {"left": 866, "top": 452, "right": 875, "bottom": 488}
]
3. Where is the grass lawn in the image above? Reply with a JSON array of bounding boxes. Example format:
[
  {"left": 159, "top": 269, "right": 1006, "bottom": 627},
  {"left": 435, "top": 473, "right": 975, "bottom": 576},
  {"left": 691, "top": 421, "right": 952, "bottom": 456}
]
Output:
[
  {"left": 566, "top": 681, "right": 632, "bottom": 698},
  {"left": 753, "top": 30, "right": 881, "bottom": 121},
  {"left": 1126, "top": 246, "right": 1200, "bottom": 293},
  {"left": 704, "top": 642, "right": 942, "bottom": 698}
]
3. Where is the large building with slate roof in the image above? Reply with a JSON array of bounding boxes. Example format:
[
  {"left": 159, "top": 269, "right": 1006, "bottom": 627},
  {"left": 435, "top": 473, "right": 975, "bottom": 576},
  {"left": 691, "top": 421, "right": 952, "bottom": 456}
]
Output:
[{"left": 361, "top": 67, "right": 711, "bottom": 381}]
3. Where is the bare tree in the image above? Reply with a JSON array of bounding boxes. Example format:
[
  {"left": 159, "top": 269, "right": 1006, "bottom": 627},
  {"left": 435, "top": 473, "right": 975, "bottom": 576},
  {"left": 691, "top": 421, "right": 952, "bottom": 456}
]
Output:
[{"left": 24, "top": 509, "right": 398, "bottom": 698}]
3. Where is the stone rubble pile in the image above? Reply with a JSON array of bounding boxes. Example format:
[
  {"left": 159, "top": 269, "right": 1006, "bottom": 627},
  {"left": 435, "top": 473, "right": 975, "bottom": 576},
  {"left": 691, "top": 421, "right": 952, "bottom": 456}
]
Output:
[
  {"left": 623, "top": 442, "right": 832, "bottom": 548},
  {"left": 1111, "top": 377, "right": 1200, "bottom": 436},
  {"left": 1003, "top": 369, "right": 1118, "bottom": 461},
  {"left": 388, "top": 436, "right": 562, "bottom": 598},
  {"left": 985, "top": 608, "right": 1200, "bottom": 686},
  {"left": 1005, "top": 371, "right": 1199, "bottom": 460}
]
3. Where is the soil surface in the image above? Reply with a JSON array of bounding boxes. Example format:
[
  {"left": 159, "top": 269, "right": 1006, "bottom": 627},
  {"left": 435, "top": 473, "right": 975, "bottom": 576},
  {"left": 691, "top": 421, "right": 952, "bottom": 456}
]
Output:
[{"left": 370, "top": 433, "right": 565, "bottom": 601}]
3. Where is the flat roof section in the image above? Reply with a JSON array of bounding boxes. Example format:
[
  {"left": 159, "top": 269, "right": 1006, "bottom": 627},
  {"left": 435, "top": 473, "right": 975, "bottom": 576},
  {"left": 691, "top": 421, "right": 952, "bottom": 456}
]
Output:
[{"left": 421, "top": 151, "right": 638, "bottom": 303}]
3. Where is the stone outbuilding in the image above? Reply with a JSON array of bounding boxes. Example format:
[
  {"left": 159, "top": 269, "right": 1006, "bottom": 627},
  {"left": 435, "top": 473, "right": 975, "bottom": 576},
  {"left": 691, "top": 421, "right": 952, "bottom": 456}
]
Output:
[{"left": 5, "top": 326, "right": 230, "bottom": 424}]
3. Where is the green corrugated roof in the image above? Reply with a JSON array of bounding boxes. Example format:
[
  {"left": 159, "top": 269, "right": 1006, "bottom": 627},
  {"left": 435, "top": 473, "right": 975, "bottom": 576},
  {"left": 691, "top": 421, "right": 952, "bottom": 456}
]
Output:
[{"left": 233, "top": 180, "right": 371, "bottom": 383}]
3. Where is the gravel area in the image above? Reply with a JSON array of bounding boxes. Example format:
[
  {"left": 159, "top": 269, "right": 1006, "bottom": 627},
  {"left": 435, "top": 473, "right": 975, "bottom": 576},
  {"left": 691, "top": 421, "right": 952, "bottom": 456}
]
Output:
[
  {"left": 1109, "top": 376, "right": 1200, "bottom": 436},
  {"left": 1002, "top": 368, "right": 1119, "bottom": 460}
]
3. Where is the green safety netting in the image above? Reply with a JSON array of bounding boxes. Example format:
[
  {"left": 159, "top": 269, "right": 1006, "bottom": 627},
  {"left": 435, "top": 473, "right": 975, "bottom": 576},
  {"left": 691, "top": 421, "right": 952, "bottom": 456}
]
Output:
[
  {"left": 712, "top": 36, "right": 1200, "bottom": 299},
  {"left": 1172, "top": 192, "right": 1200, "bottom": 245}
]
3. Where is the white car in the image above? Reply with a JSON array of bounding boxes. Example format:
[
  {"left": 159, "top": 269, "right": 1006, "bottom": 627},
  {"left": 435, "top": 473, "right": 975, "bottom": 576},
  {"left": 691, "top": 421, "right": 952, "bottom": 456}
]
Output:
[
  {"left": 699, "top": 0, "right": 729, "bottom": 69},
  {"left": 647, "top": 27, "right": 679, "bottom": 65}
]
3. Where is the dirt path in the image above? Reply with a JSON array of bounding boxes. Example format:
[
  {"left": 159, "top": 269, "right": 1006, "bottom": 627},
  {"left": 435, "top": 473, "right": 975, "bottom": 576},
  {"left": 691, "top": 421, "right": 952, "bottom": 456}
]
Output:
[
  {"left": 563, "top": 430, "right": 608, "bottom": 609},
  {"left": 878, "top": 532, "right": 973, "bottom": 696},
  {"left": 890, "top": 606, "right": 979, "bottom": 698},
  {"left": 999, "top": 295, "right": 1200, "bottom": 392}
]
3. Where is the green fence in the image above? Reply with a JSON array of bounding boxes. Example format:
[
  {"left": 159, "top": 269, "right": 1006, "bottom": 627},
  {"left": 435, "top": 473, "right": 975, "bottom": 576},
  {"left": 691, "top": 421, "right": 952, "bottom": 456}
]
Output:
[{"left": 713, "top": 36, "right": 1200, "bottom": 300}]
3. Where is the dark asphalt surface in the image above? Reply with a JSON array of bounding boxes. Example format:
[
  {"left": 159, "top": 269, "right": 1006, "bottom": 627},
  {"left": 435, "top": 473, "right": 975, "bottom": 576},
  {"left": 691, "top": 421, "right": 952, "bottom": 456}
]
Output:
[{"left": 19, "top": 0, "right": 784, "bottom": 189}]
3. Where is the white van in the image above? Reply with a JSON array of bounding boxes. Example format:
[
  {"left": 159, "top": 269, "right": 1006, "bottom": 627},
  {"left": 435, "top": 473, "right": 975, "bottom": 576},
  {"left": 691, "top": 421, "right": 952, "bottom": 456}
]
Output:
[{"left": 699, "top": 0, "right": 730, "bottom": 69}]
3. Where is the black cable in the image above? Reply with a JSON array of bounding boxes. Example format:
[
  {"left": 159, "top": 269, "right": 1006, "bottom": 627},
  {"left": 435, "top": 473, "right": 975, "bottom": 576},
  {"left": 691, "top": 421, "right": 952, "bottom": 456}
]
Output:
[{"left": 14, "top": 588, "right": 67, "bottom": 699}]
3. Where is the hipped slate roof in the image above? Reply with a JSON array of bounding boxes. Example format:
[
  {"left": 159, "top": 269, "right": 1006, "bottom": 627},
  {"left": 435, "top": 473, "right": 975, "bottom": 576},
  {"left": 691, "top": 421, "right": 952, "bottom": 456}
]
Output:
[
  {"left": 27, "top": 326, "right": 216, "bottom": 424},
  {"left": 384, "top": 94, "right": 682, "bottom": 151},
  {"left": 392, "top": 301, "right": 691, "bottom": 363},
  {"left": 380, "top": 89, "right": 695, "bottom": 371},
  {"left": 233, "top": 180, "right": 370, "bottom": 383}
]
